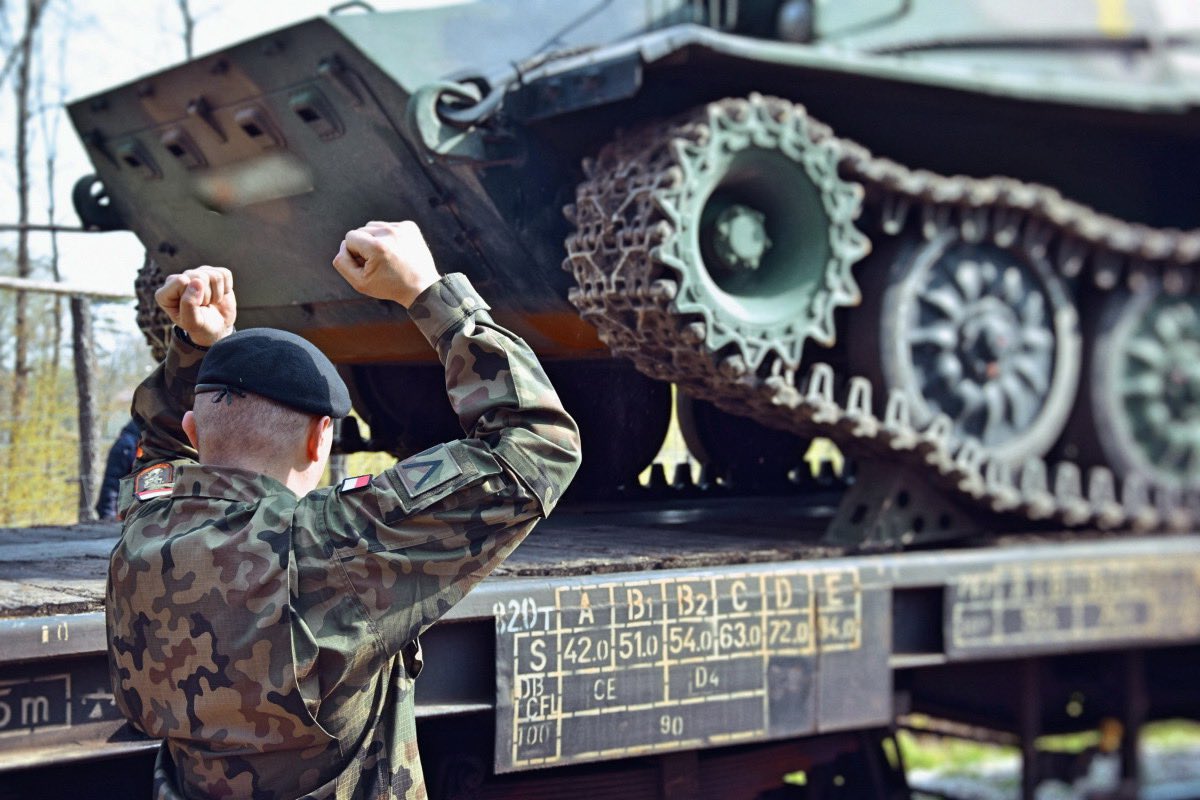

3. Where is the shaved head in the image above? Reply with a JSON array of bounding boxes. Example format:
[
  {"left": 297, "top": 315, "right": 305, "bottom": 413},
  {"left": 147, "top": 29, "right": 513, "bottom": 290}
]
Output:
[{"left": 192, "top": 391, "right": 319, "bottom": 468}]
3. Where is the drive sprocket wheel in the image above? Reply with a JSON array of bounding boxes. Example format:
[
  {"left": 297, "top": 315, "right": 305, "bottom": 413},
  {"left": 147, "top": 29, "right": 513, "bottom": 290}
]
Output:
[
  {"left": 568, "top": 94, "right": 869, "bottom": 378},
  {"left": 1091, "top": 284, "right": 1200, "bottom": 489},
  {"left": 135, "top": 253, "right": 173, "bottom": 362},
  {"left": 861, "top": 227, "right": 1081, "bottom": 464}
]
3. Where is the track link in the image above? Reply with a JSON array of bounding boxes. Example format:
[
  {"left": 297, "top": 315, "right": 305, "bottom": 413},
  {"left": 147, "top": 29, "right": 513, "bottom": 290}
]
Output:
[
  {"left": 564, "top": 95, "right": 1199, "bottom": 533},
  {"left": 134, "top": 255, "right": 172, "bottom": 363}
]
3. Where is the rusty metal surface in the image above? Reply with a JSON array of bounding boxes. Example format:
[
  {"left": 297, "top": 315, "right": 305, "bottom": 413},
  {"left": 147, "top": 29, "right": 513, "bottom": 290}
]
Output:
[{"left": 6, "top": 506, "right": 1200, "bottom": 640}]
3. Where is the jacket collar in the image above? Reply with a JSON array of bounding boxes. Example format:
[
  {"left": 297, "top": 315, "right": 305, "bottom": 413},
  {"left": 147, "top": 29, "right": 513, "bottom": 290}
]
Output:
[{"left": 171, "top": 463, "right": 297, "bottom": 503}]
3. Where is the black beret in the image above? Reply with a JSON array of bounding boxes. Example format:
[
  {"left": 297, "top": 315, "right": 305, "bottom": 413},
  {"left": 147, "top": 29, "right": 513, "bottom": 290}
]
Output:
[{"left": 195, "top": 328, "right": 351, "bottom": 418}]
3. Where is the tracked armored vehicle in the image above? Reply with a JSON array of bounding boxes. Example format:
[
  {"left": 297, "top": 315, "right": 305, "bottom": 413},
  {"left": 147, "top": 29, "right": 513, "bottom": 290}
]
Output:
[{"left": 69, "top": 0, "right": 1200, "bottom": 541}]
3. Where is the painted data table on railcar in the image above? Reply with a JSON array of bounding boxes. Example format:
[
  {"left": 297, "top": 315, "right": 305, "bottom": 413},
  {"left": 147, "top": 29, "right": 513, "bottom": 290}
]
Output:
[{"left": 492, "top": 560, "right": 892, "bottom": 773}]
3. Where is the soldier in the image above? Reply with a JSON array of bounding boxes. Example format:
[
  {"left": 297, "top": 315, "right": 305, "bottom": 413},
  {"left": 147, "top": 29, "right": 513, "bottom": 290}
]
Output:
[{"left": 107, "top": 220, "right": 581, "bottom": 799}]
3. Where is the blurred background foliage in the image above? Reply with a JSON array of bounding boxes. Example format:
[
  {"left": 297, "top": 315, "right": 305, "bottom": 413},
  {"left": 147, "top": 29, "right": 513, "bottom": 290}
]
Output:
[{"left": 0, "top": 248, "right": 153, "bottom": 525}]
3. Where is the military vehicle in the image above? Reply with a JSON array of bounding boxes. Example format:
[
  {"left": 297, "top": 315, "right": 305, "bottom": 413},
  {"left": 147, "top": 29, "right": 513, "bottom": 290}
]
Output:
[
  {"left": 69, "top": 0, "right": 1200, "bottom": 540},
  {"left": 13, "top": 6, "right": 1200, "bottom": 794}
]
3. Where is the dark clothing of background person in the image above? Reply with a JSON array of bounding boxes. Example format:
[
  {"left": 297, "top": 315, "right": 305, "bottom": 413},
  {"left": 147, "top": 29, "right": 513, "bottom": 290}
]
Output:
[{"left": 95, "top": 419, "right": 140, "bottom": 520}]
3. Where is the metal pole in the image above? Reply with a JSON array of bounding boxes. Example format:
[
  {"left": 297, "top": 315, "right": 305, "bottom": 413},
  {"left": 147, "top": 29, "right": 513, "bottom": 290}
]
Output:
[
  {"left": 1119, "top": 650, "right": 1147, "bottom": 799},
  {"left": 1019, "top": 659, "right": 1041, "bottom": 800},
  {"left": 0, "top": 222, "right": 89, "bottom": 233}
]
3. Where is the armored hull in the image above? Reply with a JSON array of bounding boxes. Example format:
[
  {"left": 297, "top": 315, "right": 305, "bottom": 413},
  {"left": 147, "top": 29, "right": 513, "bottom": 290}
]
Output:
[{"left": 69, "top": 0, "right": 1200, "bottom": 532}]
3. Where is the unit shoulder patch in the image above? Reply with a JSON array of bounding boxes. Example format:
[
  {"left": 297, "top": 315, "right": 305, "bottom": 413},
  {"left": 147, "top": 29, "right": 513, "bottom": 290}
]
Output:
[
  {"left": 397, "top": 443, "right": 463, "bottom": 497},
  {"left": 134, "top": 463, "right": 175, "bottom": 501}
]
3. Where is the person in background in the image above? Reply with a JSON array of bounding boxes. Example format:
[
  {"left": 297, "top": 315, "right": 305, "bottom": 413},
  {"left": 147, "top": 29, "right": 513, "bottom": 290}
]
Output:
[{"left": 95, "top": 418, "right": 140, "bottom": 521}]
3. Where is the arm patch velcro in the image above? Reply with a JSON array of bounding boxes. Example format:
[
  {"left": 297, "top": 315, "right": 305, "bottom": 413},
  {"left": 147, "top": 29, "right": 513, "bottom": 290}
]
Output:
[{"left": 397, "top": 444, "right": 463, "bottom": 497}]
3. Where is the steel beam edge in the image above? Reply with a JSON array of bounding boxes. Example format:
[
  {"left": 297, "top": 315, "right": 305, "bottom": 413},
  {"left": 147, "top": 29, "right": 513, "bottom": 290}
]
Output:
[
  {"left": 0, "top": 612, "right": 107, "bottom": 665},
  {"left": 447, "top": 533, "right": 1200, "bottom": 619}
]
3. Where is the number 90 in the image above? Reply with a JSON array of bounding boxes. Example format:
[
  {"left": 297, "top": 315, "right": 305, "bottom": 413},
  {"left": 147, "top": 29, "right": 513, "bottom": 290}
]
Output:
[{"left": 659, "top": 714, "right": 683, "bottom": 737}]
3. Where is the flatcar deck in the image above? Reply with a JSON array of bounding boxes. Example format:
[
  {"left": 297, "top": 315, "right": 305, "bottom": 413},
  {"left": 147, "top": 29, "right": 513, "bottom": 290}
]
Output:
[
  {"left": 4, "top": 495, "right": 1200, "bottom": 782},
  {"left": 0, "top": 523, "right": 115, "bottom": 618},
  {"left": 0, "top": 489, "right": 1156, "bottom": 620},
  {"left": 0, "top": 495, "right": 848, "bottom": 619}
]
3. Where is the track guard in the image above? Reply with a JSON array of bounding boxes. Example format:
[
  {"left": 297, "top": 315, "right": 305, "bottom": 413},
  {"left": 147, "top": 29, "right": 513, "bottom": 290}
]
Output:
[{"left": 825, "top": 461, "right": 988, "bottom": 549}]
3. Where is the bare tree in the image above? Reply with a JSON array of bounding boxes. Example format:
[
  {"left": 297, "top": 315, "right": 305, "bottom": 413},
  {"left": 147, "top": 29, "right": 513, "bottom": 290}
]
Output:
[
  {"left": 39, "top": 10, "right": 98, "bottom": 519},
  {"left": 176, "top": 0, "right": 194, "bottom": 58},
  {"left": 0, "top": 2, "right": 16, "bottom": 88},
  {"left": 10, "top": 0, "right": 49, "bottom": 437},
  {"left": 70, "top": 295, "right": 97, "bottom": 520},
  {"left": 35, "top": 12, "right": 66, "bottom": 372}
]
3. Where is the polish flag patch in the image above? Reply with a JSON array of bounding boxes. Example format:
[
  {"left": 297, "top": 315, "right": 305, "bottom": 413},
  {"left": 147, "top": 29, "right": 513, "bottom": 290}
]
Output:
[{"left": 339, "top": 474, "right": 372, "bottom": 494}]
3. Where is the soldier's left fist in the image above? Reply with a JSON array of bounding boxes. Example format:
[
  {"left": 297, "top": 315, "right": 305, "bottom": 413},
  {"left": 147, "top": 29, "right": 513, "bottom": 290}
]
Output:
[
  {"left": 332, "top": 221, "right": 440, "bottom": 308},
  {"left": 156, "top": 266, "right": 237, "bottom": 347}
]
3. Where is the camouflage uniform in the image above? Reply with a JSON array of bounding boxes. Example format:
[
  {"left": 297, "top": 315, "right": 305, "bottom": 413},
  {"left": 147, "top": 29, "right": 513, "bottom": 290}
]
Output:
[{"left": 108, "top": 274, "right": 581, "bottom": 799}]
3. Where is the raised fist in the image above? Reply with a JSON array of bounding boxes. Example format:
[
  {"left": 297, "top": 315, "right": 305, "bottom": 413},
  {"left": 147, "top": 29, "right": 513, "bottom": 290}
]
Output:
[
  {"left": 155, "top": 265, "right": 236, "bottom": 348},
  {"left": 332, "top": 220, "right": 440, "bottom": 308}
]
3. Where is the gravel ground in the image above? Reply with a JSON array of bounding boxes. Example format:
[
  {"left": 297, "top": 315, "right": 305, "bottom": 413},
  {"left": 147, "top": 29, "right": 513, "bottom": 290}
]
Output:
[{"left": 909, "top": 746, "right": 1200, "bottom": 800}]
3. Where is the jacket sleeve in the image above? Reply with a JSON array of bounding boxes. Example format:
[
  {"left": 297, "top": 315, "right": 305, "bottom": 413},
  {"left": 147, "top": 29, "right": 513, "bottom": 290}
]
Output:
[
  {"left": 309, "top": 273, "right": 581, "bottom": 654},
  {"left": 117, "top": 328, "right": 206, "bottom": 518}
]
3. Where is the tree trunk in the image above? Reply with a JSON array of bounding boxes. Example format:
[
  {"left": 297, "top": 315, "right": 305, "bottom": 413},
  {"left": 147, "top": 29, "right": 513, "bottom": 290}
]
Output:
[
  {"left": 11, "top": 0, "right": 48, "bottom": 441},
  {"left": 46, "top": 143, "right": 62, "bottom": 373},
  {"left": 36, "top": 4, "right": 64, "bottom": 373},
  {"left": 44, "top": 105, "right": 62, "bottom": 373},
  {"left": 70, "top": 296, "right": 97, "bottom": 522},
  {"left": 13, "top": 2, "right": 34, "bottom": 429}
]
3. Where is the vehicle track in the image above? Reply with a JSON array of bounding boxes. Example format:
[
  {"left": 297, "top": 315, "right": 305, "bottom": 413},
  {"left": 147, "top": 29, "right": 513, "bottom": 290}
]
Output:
[{"left": 564, "top": 94, "right": 1200, "bottom": 533}]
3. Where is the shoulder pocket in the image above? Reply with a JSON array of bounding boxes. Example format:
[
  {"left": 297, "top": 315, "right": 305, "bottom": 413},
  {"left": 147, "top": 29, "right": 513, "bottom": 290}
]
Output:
[{"left": 384, "top": 440, "right": 504, "bottom": 515}]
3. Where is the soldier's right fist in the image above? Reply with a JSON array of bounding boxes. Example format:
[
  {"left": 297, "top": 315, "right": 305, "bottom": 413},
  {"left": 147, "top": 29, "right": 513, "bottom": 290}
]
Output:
[
  {"left": 332, "top": 220, "right": 441, "bottom": 308},
  {"left": 155, "top": 266, "right": 237, "bottom": 348}
]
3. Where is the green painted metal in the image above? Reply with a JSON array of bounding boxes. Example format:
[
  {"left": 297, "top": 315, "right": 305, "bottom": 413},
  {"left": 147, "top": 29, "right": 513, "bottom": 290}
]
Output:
[
  {"left": 653, "top": 96, "right": 869, "bottom": 372},
  {"left": 811, "top": 0, "right": 1200, "bottom": 110},
  {"left": 325, "top": 2, "right": 672, "bottom": 95},
  {"left": 877, "top": 230, "right": 1081, "bottom": 463},
  {"left": 1116, "top": 292, "right": 1200, "bottom": 484},
  {"left": 710, "top": 204, "right": 772, "bottom": 272}
]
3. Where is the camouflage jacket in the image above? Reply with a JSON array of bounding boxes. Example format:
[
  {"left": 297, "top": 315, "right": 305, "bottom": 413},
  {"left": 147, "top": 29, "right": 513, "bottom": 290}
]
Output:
[{"left": 107, "top": 274, "right": 581, "bottom": 800}]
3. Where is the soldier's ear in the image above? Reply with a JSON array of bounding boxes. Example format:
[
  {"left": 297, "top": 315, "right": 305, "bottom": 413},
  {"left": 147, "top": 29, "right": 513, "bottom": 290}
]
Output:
[
  {"left": 305, "top": 415, "right": 333, "bottom": 463},
  {"left": 182, "top": 410, "right": 199, "bottom": 450}
]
